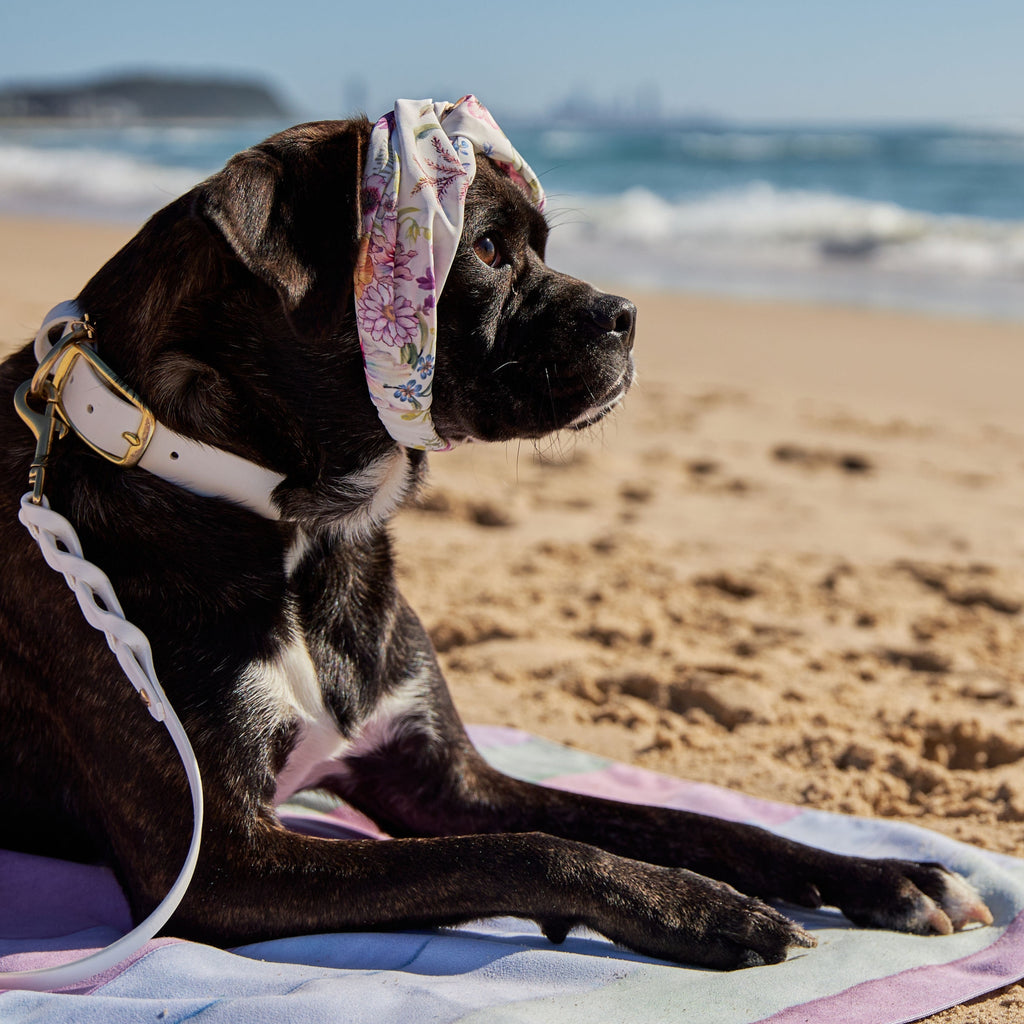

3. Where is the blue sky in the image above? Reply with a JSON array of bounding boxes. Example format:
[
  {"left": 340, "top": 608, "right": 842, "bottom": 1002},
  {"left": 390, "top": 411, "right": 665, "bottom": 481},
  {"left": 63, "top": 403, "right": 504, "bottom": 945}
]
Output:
[{"left": 4, "top": 0, "right": 1024, "bottom": 125}]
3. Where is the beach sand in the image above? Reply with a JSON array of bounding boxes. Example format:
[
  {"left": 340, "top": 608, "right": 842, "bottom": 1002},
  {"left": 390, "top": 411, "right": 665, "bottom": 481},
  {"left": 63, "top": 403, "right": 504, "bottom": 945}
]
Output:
[{"left": 2, "top": 213, "right": 1022, "bottom": 1021}]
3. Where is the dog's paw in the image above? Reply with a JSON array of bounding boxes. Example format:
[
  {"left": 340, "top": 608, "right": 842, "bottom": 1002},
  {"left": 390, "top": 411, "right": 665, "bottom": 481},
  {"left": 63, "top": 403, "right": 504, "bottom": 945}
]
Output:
[
  {"left": 704, "top": 883, "right": 818, "bottom": 969},
  {"left": 834, "top": 859, "right": 993, "bottom": 935},
  {"left": 593, "top": 866, "right": 816, "bottom": 970}
]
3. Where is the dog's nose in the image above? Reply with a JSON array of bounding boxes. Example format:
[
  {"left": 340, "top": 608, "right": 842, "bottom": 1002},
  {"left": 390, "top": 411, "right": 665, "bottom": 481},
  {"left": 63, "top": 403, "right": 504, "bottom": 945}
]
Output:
[{"left": 588, "top": 294, "right": 637, "bottom": 349}]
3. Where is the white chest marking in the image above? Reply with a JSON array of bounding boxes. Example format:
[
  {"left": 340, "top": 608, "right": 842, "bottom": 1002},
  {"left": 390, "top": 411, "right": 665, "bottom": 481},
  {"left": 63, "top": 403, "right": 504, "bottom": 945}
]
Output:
[
  {"left": 335, "top": 449, "right": 414, "bottom": 541},
  {"left": 284, "top": 528, "right": 314, "bottom": 578},
  {"left": 252, "top": 631, "right": 323, "bottom": 722},
  {"left": 245, "top": 634, "right": 435, "bottom": 805}
]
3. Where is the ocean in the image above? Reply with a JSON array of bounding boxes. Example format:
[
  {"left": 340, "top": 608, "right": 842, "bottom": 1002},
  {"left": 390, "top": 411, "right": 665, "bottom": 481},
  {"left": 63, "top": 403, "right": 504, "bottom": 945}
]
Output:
[{"left": 2, "top": 117, "right": 1024, "bottom": 319}]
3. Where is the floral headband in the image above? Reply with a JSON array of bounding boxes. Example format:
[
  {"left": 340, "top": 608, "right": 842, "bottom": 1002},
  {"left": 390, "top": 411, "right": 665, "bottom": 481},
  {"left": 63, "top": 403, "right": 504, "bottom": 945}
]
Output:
[{"left": 354, "top": 96, "right": 545, "bottom": 451}]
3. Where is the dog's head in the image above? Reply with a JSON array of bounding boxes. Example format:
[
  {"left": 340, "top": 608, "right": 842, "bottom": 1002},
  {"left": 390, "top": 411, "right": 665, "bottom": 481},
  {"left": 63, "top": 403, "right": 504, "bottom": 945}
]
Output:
[
  {"left": 72, "top": 117, "right": 635, "bottom": 523},
  {"left": 429, "top": 156, "right": 636, "bottom": 444}
]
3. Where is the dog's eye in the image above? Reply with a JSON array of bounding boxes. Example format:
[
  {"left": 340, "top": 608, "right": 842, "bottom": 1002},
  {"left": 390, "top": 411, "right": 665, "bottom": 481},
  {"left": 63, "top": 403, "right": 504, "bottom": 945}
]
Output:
[{"left": 473, "top": 236, "right": 502, "bottom": 268}]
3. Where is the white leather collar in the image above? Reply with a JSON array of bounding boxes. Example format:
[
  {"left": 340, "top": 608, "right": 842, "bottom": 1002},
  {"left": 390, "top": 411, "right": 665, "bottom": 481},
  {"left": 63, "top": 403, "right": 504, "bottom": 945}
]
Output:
[{"left": 34, "top": 302, "right": 286, "bottom": 520}]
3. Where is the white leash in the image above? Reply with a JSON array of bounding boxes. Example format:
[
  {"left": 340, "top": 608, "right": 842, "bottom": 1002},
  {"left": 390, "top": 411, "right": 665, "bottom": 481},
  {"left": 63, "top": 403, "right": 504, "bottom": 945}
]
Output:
[
  {"left": 1, "top": 310, "right": 211, "bottom": 991},
  {"left": 3, "top": 299, "right": 293, "bottom": 990},
  {"left": 0, "top": 494, "right": 204, "bottom": 991}
]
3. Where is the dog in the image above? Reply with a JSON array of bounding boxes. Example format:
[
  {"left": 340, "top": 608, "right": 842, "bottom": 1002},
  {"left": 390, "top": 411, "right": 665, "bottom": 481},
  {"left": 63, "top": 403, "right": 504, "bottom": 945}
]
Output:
[{"left": 0, "top": 112, "right": 992, "bottom": 972}]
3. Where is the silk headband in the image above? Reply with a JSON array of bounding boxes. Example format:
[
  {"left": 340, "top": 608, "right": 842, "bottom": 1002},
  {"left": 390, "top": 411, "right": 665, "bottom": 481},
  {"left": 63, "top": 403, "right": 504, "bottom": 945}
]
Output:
[{"left": 354, "top": 96, "right": 545, "bottom": 451}]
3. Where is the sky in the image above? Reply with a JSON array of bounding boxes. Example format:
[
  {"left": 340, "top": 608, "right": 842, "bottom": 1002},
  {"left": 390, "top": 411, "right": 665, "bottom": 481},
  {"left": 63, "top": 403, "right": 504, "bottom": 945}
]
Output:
[{"left": 3, "top": 0, "right": 1024, "bottom": 126}]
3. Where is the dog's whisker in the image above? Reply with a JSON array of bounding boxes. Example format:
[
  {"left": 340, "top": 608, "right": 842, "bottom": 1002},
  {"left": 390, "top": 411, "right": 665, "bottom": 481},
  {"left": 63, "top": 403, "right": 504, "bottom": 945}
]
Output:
[
  {"left": 545, "top": 207, "right": 590, "bottom": 230},
  {"left": 544, "top": 366, "right": 559, "bottom": 429}
]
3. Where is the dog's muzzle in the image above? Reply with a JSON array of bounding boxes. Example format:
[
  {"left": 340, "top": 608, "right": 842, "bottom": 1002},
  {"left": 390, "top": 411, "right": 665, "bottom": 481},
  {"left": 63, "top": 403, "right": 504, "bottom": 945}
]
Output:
[{"left": 567, "top": 294, "right": 637, "bottom": 430}]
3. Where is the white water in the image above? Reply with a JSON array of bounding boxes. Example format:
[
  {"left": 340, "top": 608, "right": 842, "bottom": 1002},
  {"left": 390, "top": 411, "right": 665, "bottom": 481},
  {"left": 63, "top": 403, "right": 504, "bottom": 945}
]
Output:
[
  {"left": 3, "top": 136, "right": 1024, "bottom": 319},
  {"left": 545, "top": 185, "right": 1024, "bottom": 319}
]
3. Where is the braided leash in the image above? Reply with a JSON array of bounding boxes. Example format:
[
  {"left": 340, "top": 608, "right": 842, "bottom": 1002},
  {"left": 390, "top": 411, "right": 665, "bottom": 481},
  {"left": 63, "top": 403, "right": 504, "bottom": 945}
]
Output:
[{"left": 0, "top": 497, "right": 204, "bottom": 988}]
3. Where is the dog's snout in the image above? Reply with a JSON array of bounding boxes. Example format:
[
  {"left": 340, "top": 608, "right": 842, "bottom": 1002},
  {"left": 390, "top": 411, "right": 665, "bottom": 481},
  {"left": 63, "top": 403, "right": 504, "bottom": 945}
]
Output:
[{"left": 588, "top": 295, "right": 637, "bottom": 349}]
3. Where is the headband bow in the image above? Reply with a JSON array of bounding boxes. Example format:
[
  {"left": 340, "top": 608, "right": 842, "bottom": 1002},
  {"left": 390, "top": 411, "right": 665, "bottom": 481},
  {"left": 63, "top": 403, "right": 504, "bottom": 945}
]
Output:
[{"left": 354, "top": 96, "right": 544, "bottom": 451}]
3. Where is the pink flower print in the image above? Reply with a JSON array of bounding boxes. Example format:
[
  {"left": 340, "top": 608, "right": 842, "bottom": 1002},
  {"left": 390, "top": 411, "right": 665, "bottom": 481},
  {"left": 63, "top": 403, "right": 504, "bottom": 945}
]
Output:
[
  {"left": 410, "top": 137, "right": 467, "bottom": 202},
  {"left": 361, "top": 173, "right": 389, "bottom": 217},
  {"left": 369, "top": 219, "right": 417, "bottom": 280},
  {"left": 368, "top": 218, "right": 395, "bottom": 261},
  {"left": 457, "top": 95, "right": 501, "bottom": 131},
  {"left": 358, "top": 280, "right": 419, "bottom": 348},
  {"left": 493, "top": 159, "right": 544, "bottom": 209},
  {"left": 393, "top": 241, "right": 416, "bottom": 281}
]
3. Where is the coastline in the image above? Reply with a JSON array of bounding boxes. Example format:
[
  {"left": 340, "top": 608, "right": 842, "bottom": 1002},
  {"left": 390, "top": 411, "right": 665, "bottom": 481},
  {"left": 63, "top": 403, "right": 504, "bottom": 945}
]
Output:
[{"left": 3, "top": 212, "right": 1023, "bottom": 1021}]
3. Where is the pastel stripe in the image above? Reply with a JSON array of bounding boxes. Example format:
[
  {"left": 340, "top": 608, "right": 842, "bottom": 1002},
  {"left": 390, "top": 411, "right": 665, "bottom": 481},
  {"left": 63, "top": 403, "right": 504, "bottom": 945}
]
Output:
[
  {"left": 758, "top": 910, "right": 1024, "bottom": 1023},
  {"left": 546, "top": 763, "right": 802, "bottom": 826}
]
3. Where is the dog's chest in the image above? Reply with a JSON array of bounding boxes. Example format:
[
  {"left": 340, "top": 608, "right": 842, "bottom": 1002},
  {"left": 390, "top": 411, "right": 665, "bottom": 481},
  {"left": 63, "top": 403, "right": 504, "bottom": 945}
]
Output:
[
  {"left": 245, "top": 457, "right": 432, "bottom": 806},
  {"left": 245, "top": 618, "right": 432, "bottom": 807},
  {"left": 243, "top": 634, "right": 339, "bottom": 803}
]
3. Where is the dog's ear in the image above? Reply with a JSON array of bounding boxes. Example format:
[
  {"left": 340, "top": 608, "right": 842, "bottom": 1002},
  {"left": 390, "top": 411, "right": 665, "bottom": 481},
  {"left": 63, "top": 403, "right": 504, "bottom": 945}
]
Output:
[{"left": 202, "top": 119, "right": 370, "bottom": 336}]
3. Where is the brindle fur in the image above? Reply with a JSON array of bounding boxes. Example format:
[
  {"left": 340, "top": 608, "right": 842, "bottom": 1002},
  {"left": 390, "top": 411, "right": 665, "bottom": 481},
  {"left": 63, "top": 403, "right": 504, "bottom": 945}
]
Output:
[{"left": 0, "top": 118, "right": 988, "bottom": 969}]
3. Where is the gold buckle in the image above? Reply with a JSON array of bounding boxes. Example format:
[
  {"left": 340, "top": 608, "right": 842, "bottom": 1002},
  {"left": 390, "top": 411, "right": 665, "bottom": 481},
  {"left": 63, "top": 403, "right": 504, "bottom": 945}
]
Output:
[{"left": 42, "top": 334, "right": 156, "bottom": 468}]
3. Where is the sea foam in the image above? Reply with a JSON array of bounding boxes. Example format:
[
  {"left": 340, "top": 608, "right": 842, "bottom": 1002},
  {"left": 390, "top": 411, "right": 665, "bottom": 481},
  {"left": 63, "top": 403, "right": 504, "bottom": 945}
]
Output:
[
  {"left": 545, "top": 185, "right": 1024, "bottom": 319},
  {"left": 4, "top": 130, "right": 1024, "bottom": 320},
  {"left": 0, "top": 142, "right": 206, "bottom": 222}
]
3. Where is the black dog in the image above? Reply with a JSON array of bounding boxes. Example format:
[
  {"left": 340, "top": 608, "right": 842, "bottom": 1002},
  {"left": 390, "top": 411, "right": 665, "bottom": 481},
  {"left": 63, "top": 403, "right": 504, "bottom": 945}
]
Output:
[{"left": 0, "top": 118, "right": 991, "bottom": 970}]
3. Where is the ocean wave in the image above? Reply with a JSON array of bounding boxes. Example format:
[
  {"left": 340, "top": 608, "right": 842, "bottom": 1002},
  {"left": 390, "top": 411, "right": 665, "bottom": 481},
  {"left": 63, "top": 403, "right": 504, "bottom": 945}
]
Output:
[
  {"left": 545, "top": 185, "right": 1024, "bottom": 320},
  {"left": 668, "top": 131, "right": 880, "bottom": 161},
  {"left": 0, "top": 142, "right": 208, "bottom": 221},
  {"left": 534, "top": 127, "right": 882, "bottom": 167},
  {"left": 548, "top": 184, "right": 1024, "bottom": 276},
  {"left": 925, "top": 133, "right": 1024, "bottom": 165},
  {"left": 4, "top": 132, "right": 1023, "bottom": 319}
]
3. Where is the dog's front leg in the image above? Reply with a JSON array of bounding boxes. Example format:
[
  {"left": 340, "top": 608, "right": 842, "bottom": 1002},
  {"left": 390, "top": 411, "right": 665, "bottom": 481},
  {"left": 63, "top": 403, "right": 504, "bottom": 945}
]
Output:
[
  {"left": 337, "top": 653, "right": 991, "bottom": 941},
  {"left": 443, "top": 761, "right": 992, "bottom": 937},
  {"left": 90, "top": 695, "right": 809, "bottom": 967},
  {"left": 166, "top": 820, "right": 811, "bottom": 969}
]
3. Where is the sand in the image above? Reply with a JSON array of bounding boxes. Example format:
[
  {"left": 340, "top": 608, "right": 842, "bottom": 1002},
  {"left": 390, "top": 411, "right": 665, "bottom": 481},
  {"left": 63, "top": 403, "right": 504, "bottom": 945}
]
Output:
[{"left": 2, "top": 213, "right": 1023, "bottom": 1021}]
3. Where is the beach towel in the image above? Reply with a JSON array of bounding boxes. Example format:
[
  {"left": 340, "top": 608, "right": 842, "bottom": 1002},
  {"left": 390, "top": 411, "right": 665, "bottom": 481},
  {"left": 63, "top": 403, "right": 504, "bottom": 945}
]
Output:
[{"left": 2, "top": 724, "right": 1022, "bottom": 1023}]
